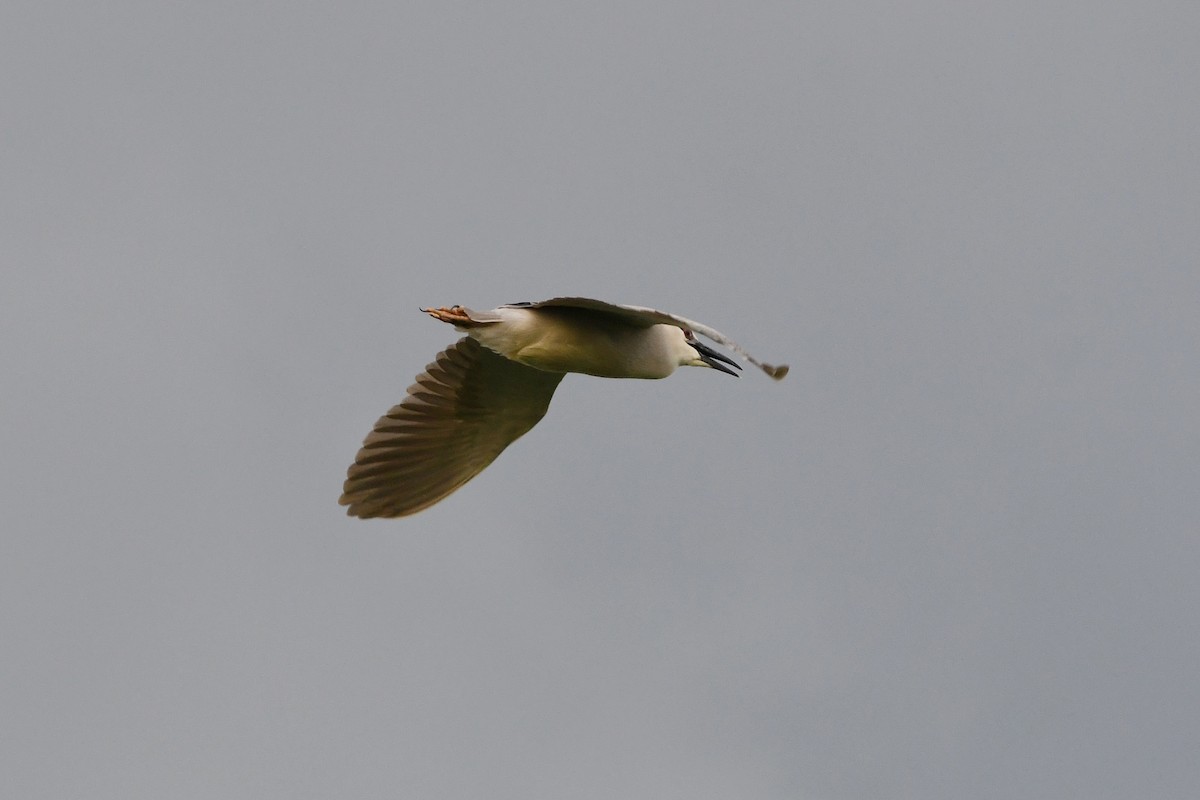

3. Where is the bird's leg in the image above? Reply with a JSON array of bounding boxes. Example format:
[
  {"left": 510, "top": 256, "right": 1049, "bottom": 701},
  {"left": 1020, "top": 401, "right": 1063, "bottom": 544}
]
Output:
[{"left": 421, "top": 305, "right": 477, "bottom": 326}]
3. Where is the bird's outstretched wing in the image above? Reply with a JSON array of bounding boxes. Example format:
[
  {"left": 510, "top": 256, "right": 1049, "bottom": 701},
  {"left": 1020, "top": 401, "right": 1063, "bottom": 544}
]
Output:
[
  {"left": 340, "top": 337, "right": 565, "bottom": 518},
  {"left": 506, "top": 297, "right": 789, "bottom": 379}
]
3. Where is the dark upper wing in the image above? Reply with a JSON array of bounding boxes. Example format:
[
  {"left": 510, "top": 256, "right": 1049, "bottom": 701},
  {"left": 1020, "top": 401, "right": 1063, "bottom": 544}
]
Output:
[
  {"left": 340, "top": 337, "right": 566, "bottom": 518},
  {"left": 503, "top": 296, "right": 679, "bottom": 328}
]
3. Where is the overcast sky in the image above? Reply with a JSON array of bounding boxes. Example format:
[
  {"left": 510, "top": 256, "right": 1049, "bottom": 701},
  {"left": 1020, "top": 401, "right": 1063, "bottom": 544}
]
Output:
[{"left": 3, "top": 2, "right": 1198, "bottom": 798}]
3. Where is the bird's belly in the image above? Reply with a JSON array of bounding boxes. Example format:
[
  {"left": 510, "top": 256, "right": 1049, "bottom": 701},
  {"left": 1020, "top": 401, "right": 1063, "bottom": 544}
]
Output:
[{"left": 515, "top": 341, "right": 666, "bottom": 379}]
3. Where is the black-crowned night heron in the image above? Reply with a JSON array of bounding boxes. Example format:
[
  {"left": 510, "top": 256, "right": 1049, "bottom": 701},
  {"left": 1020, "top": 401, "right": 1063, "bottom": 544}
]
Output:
[{"left": 340, "top": 297, "right": 788, "bottom": 518}]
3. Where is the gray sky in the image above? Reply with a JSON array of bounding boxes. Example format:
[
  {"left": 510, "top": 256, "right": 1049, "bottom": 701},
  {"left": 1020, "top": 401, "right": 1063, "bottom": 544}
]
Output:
[{"left": 3, "top": 2, "right": 1198, "bottom": 798}]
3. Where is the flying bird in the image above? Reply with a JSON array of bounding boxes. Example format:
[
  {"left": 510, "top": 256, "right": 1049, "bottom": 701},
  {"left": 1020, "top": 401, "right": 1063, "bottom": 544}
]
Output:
[{"left": 340, "top": 296, "right": 788, "bottom": 518}]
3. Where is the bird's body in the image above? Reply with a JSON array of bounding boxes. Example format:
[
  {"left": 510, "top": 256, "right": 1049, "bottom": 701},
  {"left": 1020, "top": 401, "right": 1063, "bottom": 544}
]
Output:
[
  {"left": 469, "top": 306, "right": 693, "bottom": 379},
  {"left": 340, "top": 296, "right": 787, "bottom": 518}
]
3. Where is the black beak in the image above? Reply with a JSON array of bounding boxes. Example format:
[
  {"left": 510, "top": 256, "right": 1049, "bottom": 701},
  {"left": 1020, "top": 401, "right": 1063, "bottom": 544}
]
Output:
[{"left": 692, "top": 340, "right": 742, "bottom": 377}]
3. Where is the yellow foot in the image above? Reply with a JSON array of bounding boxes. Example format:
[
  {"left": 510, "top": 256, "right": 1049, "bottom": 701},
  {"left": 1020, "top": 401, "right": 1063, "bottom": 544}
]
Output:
[{"left": 420, "top": 305, "right": 475, "bottom": 325}]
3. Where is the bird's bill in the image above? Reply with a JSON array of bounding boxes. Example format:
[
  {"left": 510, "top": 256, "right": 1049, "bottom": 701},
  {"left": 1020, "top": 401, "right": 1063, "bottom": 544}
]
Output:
[{"left": 692, "top": 341, "right": 742, "bottom": 377}]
